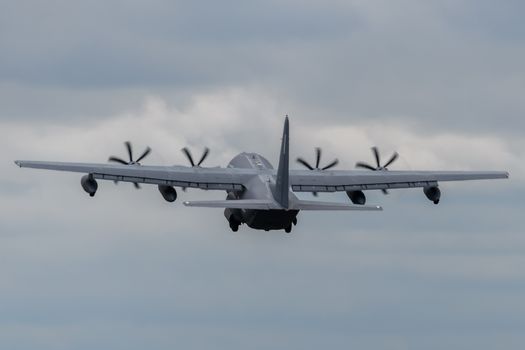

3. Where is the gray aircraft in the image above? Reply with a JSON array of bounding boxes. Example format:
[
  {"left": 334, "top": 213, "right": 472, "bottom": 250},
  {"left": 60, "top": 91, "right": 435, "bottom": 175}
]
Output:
[{"left": 15, "top": 117, "right": 508, "bottom": 232}]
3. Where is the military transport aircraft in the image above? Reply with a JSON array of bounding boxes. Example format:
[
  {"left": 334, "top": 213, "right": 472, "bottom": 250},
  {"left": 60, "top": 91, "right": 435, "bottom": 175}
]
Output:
[{"left": 15, "top": 117, "right": 508, "bottom": 233}]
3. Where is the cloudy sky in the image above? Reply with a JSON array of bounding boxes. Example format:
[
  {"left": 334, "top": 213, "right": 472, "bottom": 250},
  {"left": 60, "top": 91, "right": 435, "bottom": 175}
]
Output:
[{"left": 0, "top": 0, "right": 524, "bottom": 349}]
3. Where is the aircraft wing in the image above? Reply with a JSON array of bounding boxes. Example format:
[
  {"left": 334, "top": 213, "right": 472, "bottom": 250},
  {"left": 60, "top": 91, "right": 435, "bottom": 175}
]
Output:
[
  {"left": 289, "top": 170, "right": 509, "bottom": 193},
  {"left": 14, "top": 160, "right": 250, "bottom": 191},
  {"left": 14, "top": 161, "right": 509, "bottom": 193}
]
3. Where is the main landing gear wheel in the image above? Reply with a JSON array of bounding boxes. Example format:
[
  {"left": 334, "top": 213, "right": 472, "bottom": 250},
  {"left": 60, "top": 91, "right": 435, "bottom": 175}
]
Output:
[
  {"left": 284, "top": 225, "right": 292, "bottom": 233},
  {"left": 229, "top": 219, "right": 239, "bottom": 232}
]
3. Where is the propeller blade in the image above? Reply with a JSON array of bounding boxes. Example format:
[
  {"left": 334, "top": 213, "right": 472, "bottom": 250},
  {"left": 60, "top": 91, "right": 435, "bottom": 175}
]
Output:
[
  {"left": 315, "top": 147, "right": 321, "bottom": 169},
  {"left": 321, "top": 159, "right": 339, "bottom": 170},
  {"left": 136, "top": 146, "right": 152, "bottom": 163},
  {"left": 125, "top": 141, "right": 133, "bottom": 163},
  {"left": 297, "top": 158, "right": 314, "bottom": 170},
  {"left": 313, "top": 191, "right": 318, "bottom": 197},
  {"left": 355, "top": 162, "right": 377, "bottom": 171},
  {"left": 197, "top": 147, "right": 210, "bottom": 166},
  {"left": 181, "top": 147, "right": 195, "bottom": 167},
  {"left": 133, "top": 182, "right": 141, "bottom": 189},
  {"left": 108, "top": 156, "right": 129, "bottom": 165},
  {"left": 383, "top": 152, "right": 399, "bottom": 168},
  {"left": 371, "top": 147, "right": 381, "bottom": 168}
]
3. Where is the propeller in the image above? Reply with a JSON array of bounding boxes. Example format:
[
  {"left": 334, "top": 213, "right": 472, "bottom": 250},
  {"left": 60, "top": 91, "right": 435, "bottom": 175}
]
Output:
[
  {"left": 296, "top": 147, "right": 339, "bottom": 196},
  {"left": 297, "top": 147, "right": 339, "bottom": 171},
  {"left": 108, "top": 141, "right": 151, "bottom": 189},
  {"left": 181, "top": 147, "right": 210, "bottom": 167},
  {"left": 355, "top": 146, "right": 398, "bottom": 194}
]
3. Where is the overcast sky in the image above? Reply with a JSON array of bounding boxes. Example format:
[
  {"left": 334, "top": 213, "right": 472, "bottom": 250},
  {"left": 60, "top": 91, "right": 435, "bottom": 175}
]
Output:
[{"left": 0, "top": 1, "right": 524, "bottom": 349}]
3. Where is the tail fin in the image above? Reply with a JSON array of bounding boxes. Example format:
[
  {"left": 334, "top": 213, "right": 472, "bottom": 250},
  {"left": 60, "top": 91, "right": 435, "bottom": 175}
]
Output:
[{"left": 273, "top": 116, "right": 290, "bottom": 208}]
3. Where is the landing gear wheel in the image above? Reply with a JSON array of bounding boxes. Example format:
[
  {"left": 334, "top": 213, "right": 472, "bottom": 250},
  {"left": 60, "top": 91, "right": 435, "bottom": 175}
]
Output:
[
  {"left": 292, "top": 218, "right": 297, "bottom": 226},
  {"left": 229, "top": 220, "right": 239, "bottom": 232},
  {"left": 284, "top": 225, "right": 292, "bottom": 233},
  {"left": 433, "top": 199, "right": 440, "bottom": 205}
]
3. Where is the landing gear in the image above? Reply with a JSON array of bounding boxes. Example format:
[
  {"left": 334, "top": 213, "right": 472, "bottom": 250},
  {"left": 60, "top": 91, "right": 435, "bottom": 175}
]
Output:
[
  {"left": 433, "top": 199, "right": 440, "bottom": 205},
  {"left": 229, "top": 218, "right": 240, "bottom": 232},
  {"left": 284, "top": 217, "right": 297, "bottom": 233}
]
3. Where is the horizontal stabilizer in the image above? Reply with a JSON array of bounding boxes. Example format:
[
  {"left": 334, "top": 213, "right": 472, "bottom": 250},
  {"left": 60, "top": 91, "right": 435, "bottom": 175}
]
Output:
[
  {"left": 291, "top": 199, "right": 382, "bottom": 211},
  {"left": 183, "top": 199, "right": 382, "bottom": 211},
  {"left": 183, "top": 199, "right": 281, "bottom": 210}
]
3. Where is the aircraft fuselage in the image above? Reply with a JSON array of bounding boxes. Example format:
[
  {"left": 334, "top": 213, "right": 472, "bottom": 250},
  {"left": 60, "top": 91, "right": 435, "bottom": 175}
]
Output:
[{"left": 224, "top": 152, "right": 299, "bottom": 231}]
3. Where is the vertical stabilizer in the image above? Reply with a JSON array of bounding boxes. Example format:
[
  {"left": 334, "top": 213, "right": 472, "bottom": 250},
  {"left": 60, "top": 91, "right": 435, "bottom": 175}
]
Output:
[{"left": 273, "top": 116, "right": 289, "bottom": 208}]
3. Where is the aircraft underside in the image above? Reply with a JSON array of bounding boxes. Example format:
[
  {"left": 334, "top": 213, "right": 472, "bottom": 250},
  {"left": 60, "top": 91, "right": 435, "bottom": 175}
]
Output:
[{"left": 224, "top": 208, "right": 299, "bottom": 233}]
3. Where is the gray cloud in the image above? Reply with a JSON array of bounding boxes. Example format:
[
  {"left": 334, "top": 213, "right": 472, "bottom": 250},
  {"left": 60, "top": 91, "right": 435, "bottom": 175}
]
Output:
[
  {"left": 1, "top": 89, "right": 523, "bottom": 349},
  {"left": 0, "top": 1, "right": 524, "bottom": 349},
  {"left": 1, "top": 0, "right": 524, "bottom": 135}
]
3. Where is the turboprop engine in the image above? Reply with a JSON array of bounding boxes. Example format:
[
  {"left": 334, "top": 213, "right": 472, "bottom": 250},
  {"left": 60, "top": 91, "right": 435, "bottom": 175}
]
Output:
[
  {"left": 424, "top": 186, "right": 441, "bottom": 204},
  {"left": 158, "top": 185, "right": 177, "bottom": 202},
  {"left": 346, "top": 190, "right": 366, "bottom": 205},
  {"left": 81, "top": 174, "right": 98, "bottom": 197}
]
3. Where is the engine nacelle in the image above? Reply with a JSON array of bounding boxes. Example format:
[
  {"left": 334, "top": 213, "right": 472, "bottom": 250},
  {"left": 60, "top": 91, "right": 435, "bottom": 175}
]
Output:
[
  {"left": 81, "top": 174, "right": 98, "bottom": 197},
  {"left": 424, "top": 186, "right": 441, "bottom": 204},
  {"left": 158, "top": 185, "right": 177, "bottom": 202},
  {"left": 346, "top": 190, "right": 366, "bottom": 205}
]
